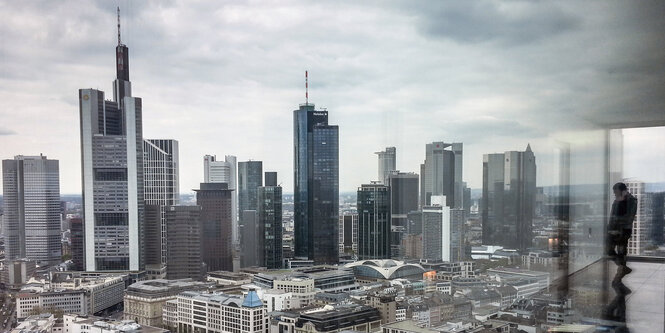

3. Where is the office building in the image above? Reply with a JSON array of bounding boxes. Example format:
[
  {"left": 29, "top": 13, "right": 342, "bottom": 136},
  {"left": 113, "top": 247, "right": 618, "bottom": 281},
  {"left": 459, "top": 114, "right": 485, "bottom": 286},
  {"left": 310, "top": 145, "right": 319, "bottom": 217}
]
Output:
[
  {"left": 649, "top": 192, "right": 665, "bottom": 245},
  {"left": 257, "top": 172, "right": 283, "bottom": 268},
  {"left": 63, "top": 313, "right": 168, "bottom": 333},
  {"left": 339, "top": 213, "right": 358, "bottom": 255},
  {"left": 357, "top": 183, "right": 391, "bottom": 260},
  {"left": 79, "top": 23, "right": 144, "bottom": 271},
  {"left": 482, "top": 145, "right": 536, "bottom": 251},
  {"left": 195, "top": 183, "right": 233, "bottom": 271},
  {"left": 293, "top": 103, "right": 339, "bottom": 264},
  {"left": 70, "top": 217, "right": 85, "bottom": 271},
  {"left": 204, "top": 154, "right": 238, "bottom": 243},
  {"left": 626, "top": 180, "right": 649, "bottom": 255},
  {"left": 376, "top": 147, "right": 396, "bottom": 185},
  {"left": 143, "top": 139, "right": 179, "bottom": 277},
  {"left": 123, "top": 278, "right": 213, "bottom": 327},
  {"left": 165, "top": 206, "right": 204, "bottom": 280},
  {"left": 293, "top": 305, "right": 381, "bottom": 333},
  {"left": 238, "top": 160, "right": 263, "bottom": 214},
  {"left": 252, "top": 265, "right": 357, "bottom": 292},
  {"left": 420, "top": 142, "right": 462, "bottom": 209},
  {"left": 450, "top": 208, "right": 464, "bottom": 261},
  {"left": 2, "top": 155, "right": 61, "bottom": 266},
  {"left": 164, "top": 290, "right": 267, "bottom": 333},
  {"left": 240, "top": 210, "right": 259, "bottom": 267},
  {"left": 421, "top": 196, "right": 452, "bottom": 261},
  {"left": 387, "top": 171, "right": 419, "bottom": 257}
]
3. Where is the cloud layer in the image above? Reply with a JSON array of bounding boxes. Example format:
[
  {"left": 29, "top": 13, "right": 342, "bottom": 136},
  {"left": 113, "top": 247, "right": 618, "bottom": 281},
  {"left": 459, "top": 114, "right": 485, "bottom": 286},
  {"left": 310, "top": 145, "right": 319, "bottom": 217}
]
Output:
[{"left": 0, "top": 0, "right": 663, "bottom": 194}]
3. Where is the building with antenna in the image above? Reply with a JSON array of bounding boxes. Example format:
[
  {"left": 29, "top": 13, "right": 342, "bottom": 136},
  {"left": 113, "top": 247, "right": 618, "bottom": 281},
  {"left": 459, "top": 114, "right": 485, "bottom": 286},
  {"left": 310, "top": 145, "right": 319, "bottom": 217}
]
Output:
[
  {"left": 78, "top": 8, "right": 145, "bottom": 271},
  {"left": 293, "top": 71, "right": 340, "bottom": 264}
]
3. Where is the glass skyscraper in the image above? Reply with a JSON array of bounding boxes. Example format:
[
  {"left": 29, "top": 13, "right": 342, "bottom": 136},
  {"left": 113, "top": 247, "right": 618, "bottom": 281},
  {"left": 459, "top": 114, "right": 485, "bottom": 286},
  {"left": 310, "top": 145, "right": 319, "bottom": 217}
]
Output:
[
  {"left": 357, "top": 183, "right": 391, "bottom": 260},
  {"left": 293, "top": 103, "right": 339, "bottom": 264}
]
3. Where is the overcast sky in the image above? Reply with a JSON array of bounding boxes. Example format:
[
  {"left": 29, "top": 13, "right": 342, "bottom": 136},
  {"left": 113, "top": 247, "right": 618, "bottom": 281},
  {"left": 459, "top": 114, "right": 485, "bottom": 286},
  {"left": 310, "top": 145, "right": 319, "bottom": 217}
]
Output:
[{"left": 1, "top": 1, "right": 664, "bottom": 194}]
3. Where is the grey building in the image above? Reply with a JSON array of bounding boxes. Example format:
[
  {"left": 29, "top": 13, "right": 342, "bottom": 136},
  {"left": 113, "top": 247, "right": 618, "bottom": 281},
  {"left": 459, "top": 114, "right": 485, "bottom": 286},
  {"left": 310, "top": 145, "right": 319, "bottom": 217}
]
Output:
[
  {"left": 387, "top": 171, "right": 419, "bottom": 258},
  {"left": 2, "top": 155, "right": 61, "bottom": 266},
  {"left": 357, "top": 183, "right": 391, "bottom": 260},
  {"left": 195, "top": 183, "right": 234, "bottom": 272},
  {"left": 420, "top": 142, "right": 463, "bottom": 208},
  {"left": 240, "top": 210, "right": 259, "bottom": 267},
  {"left": 238, "top": 161, "right": 263, "bottom": 214},
  {"left": 165, "top": 206, "right": 204, "bottom": 280},
  {"left": 450, "top": 208, "right": 464, "bottom": 261},
  {"left": 143, "top": 139, "right": 179, "bottom": 275},
  {"left": 79, "top": 29, "right": 144, "bottom": 271},
  {"left": 339, "top": 213, "right": 358, "bottom": 255},
  {"left": 293, "top": 103, "right": 339, "bottom": 264},
  {"left": 203, "top": 155, "right": 238, "bottom": 244},
  {"left": 482, "top": 144, "right": 536, "bottom": 251},
  {"left": 376, "top": 147, "right": 396, "bottom": 185},
  {"left": 257, "top": 172, "right": 283, "bottom": 269}
]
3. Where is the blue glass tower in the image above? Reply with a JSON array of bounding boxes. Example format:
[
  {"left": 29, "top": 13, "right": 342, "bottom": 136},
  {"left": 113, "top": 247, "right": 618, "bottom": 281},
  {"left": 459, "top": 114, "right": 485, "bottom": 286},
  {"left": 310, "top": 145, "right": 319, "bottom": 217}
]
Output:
[{"left": 293, "top": 103, "right": 339, "bottom": 264}]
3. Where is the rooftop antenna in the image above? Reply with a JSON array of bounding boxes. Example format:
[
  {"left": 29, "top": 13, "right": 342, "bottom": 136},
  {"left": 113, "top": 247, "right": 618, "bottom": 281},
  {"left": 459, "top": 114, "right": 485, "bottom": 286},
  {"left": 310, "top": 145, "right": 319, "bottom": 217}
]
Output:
[
  {"left": 117, "top": 6, "right": 122, "bottom": 45},
  {"left": 305, "top": 70, "right": 309, "bottom": 105}
]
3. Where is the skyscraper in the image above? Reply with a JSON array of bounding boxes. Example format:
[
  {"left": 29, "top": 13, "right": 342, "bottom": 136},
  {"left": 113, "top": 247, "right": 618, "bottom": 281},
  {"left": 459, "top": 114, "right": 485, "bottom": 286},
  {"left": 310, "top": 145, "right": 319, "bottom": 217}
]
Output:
[
  {"left": 257, "top": 172, "right": 283, "bottom": 269},
  {"left": 238, "top": 161, "right": 263, "bottom": 214},
  {"left": 376, "top": 147, "right": 396, "bottom": 185},
  {"left": 649, "top": 192, "right": 665, "bottom": 246},
  {"left": 293, "top": 103, "right": 339, "bottom": 264},
  {"left": 143, "top": 139, "right": 179, "bottom": 276},
  {"left": 203, "top": 155, "right": 238, "bottom": 243},
  {"left": 387, "top": 171, "right": 419, "bottom": 258},
  {"left": 70, "top": 217, "right": 85, "bottom": 271},
  {"left": 422, "top": 196, "right": 451, "bottom": 261},
  {"left": 79, "top": 15, "right": 144, "bottom": 271},
  {"left": 482, "top": 144, "right": 536, "bottom": 251},
  {"left": 2, "top": 155, "right": 61, "bottom": 266},
  {"left": 339, "top": 213, "right": 359, "bottom": 256},
  {"left": 357, "top": 183, "right": 391, "bottom": 260},
  {"left": 626, "top": 180, "right": 649, "bottom": 255},
  {"left": 420, "top": 142, "right": 462, "bottom": 208},
  {"left": 195, "top": 183, "right": 234, "bottom": 271},
  {"left": 165, "top": 205, "right": 204, "bottom": 280},
  {"left": 450, "top": 208, "right": 465, "bottom": 261},
  {"left": 240, "top": 210, "right": 259, "bottom": 267}
]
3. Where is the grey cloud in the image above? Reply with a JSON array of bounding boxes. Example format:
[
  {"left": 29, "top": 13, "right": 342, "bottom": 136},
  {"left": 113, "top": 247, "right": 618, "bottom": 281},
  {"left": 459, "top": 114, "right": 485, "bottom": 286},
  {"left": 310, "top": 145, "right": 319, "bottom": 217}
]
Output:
[
  {"left": 0, "top": 128, "right": 17, "bottom": 136},
  {"left": 403, "top": 1, "right": 580, "bottom": 45}
]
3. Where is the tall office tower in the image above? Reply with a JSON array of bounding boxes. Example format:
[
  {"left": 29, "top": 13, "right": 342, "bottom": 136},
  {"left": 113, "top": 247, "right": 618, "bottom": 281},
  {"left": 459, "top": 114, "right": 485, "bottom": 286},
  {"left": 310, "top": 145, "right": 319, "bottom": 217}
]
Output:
[
  {"left": 165, "top": 206, "right": 204, "bottom": 280},
  {"left": 649, "top": 192, "right": 665, "bottom": 246},
  {"left": 238, "top": 161, "right": 263, "bottom": 214},
  {"left": 422, "top": 196, "right": 451, "bottom": 261},
  {"left": 195, "top": 183, "right": 233, "bottom": 271},
  {"left": 463, "top": 183, "right": 471, "bottom": 217},
  {"left": 357, "top": 183, "right": 391, "bottom": 260},
  {"left": 450, "top": 209, "right": 465, "bottom": 261},
  {"left": 143, "top": 139, "right": 179, "bottom": 275},
  {"left": 240, "top": 210, "right": 259, "bottom": 267},
  {"left": 2, "top": 155, "right": 61, "bottom": 266},
  {"left": 375, "top": 147, "right": 396, "bottom": 185},
  {"left": 626, "top": 181, "right": 650, "bottom": 255},
  {"left": 203, "top": 155, "right": 238, "bottom": 243},
  {"left": 481, "top": 145, "right": 536, "bottom": 251},
  {"left": 70, "top": 218, "right": 85, "bottom": 271},
  {"left": 339, "top": 214, "right": 359, "bottom": 255},
  {"left": 420, "top": 142, "right": 462, "bottom": 208},
  {"left": 293, "top": 102, "right": 339, "bottom": 264},
  {"left": 257, "top": 172, "right": 283, "bottom": 269},
  {"left": 387, "top": 171, "right": 419, "bottom": 258},
  {"left": 79, "top": 16, "right": 144, "bottom": 271}
]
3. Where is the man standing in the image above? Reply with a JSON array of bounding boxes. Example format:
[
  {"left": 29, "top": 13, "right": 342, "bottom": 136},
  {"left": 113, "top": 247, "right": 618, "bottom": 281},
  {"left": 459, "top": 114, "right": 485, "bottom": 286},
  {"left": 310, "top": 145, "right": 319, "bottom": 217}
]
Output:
[{"left": 607, "top": 182, "right": 638, "bottom": 277}]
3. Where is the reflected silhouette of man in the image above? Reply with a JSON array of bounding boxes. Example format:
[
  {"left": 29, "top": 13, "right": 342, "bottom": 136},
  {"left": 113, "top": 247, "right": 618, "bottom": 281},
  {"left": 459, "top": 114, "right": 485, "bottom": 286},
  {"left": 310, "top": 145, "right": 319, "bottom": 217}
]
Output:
[{"left": 607, "top": 182, "right": 637, "bottom": 277}]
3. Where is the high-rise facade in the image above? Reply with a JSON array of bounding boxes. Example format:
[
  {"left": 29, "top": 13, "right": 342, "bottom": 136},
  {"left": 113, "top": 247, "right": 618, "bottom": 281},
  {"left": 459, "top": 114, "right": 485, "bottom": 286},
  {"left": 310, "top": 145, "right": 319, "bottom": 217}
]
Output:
[
  {"left": 293, "top": 103, "right": 339, "bottom": 264},
  {"left": 257, "top": 172, "right": 283, "bottom": 269},
  {"left": 143, "top": 139, "right": 179, "bottom": 275},
  {"left": 79, "top": 29, "right": 144, "bottom": 271},
  {"left": 481, "top": 145, "right": 536, "bottom": 251},
  {"left": 203, "top": 155, "right": 238, "bottom": 243},
  {"left": 387, "top": 171, "right": 419, "bottom": 258},
  {"left": 626, "top": 181, "right": 649, "bottom": 255},
  {"left": 339, "top": 214, "right": 359, "bottom": 255},
  {"left": 376, "top": 147, "right": 396, "bottom": 185},
  {"left": 165, "top": 205, "right": 204, "bottom": 280},
  {"left": 649, "top": 192, "right": 665, "bottom": 246},
  {"left": 450, "top": 208, "right": 465, "bottom": 261},
  {"left": 70, "top": 218, "right": 85, "bottom": 271},
  {"left": 420, "top": 142, "right": 462, "bottom": 208},
  {"left": 195, "top": 183, "right": 234, "bottom": 271},
  {"left": 240, "top": 210, "right": 259, "bottom": 267},
  {"left": 2, "top": 155, "right": 61, "bottom": 266},
  {"left": 238, "top": 161, "right": 263, "bottom": 214},
  {"left": 422, "top": 196, "right": 451, "bottom": 261},
  {"left": 357, "top": 183, "right": 391, "bottom": 260}
]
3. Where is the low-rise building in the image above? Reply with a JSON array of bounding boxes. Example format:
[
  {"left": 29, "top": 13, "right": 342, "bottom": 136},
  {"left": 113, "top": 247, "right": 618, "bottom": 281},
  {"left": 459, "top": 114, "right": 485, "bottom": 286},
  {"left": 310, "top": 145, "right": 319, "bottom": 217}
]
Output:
[
  {"left": 207, "top": 271, "right": 253, "bottom": 286},
  {"left": 62, "top": 313, "right": 168, "bottom": 333},
  {"left": 381, "top": 320, "right": 438, "bottom": 333},
  {"left": 294, "top": 305, "right": 381, "bottom": 333},
  {"left": 10, "top": 314, "right": 57, "bottom": 333},
  {"left": 123, "top": 278, "right": 214, "bottom": 327}
]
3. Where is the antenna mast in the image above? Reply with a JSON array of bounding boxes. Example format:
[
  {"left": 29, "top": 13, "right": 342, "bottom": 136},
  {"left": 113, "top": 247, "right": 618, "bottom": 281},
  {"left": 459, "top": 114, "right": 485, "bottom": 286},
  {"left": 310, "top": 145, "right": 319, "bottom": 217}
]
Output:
[
  {"left": 117, "top": 7, "right": 122, "bottom": 45},
  {"left": 305, "top": 70, "right": 309, "bottom": 105}
]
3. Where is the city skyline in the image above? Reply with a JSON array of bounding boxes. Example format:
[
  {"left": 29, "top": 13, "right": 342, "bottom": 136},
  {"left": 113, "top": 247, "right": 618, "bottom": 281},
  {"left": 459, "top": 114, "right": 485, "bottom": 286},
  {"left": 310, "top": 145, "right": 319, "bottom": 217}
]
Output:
[{"left": 1, "top": 1, "right": 664, "bottom": 195}]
